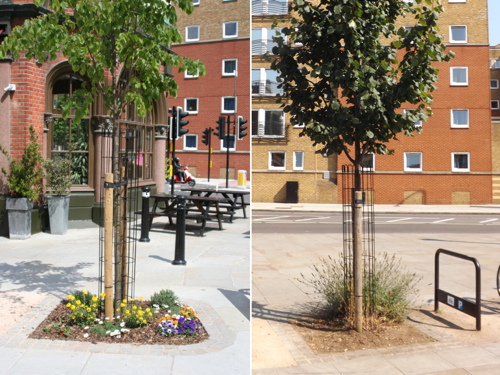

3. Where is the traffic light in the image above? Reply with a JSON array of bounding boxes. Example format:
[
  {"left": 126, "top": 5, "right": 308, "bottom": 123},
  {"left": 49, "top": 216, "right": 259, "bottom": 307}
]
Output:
[
  {"left": 214, "top": 116, "right": 226, "bottom": 140},
  {"left": 170, "top": 107, "right": 177, "bottom": 140},
  {"left": 176, "top": 106, "right": 189, "bottom": 138},
  {"left": 237, "top": 116, "right": 248, "bottom": 140},
  {"left": 201, "top": 127, "right": 210, "bottom": 146}
]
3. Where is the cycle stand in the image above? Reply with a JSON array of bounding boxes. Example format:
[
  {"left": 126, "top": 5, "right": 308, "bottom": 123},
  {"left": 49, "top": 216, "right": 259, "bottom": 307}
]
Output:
[{"left": 434, "top": 248, "right": 481, "bottom": 331}]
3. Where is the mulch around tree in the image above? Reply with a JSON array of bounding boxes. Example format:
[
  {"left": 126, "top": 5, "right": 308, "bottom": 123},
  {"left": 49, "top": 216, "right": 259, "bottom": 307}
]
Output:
[{"left": 29, "top": 300, "right": 209, "bottom": 345}]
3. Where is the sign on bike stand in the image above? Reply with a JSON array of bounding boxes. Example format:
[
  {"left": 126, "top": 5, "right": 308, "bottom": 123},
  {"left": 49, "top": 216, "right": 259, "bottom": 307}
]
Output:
[{"left": 434, "top": 248, "right": 481, "bottom": 331}]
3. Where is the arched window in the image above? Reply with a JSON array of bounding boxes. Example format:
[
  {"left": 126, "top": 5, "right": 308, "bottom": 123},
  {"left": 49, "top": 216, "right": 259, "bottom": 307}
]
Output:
[
  {"left": 48, "top": 72, "right": 91, "bottom": 187},
  {"left": 117, "top": 71, "right": 155, "bottom": 181}
]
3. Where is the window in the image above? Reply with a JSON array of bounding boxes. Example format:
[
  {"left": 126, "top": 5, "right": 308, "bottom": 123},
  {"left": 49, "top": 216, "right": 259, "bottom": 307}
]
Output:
[
  {"left": 222, "top": 96, "right": 236, "bottom": 113},
  {"left": 184, "top": 69, "right": 199, "bottom": 79},
  {"left": 252, "top": 109, "right": 285, "bottom": 137},
  {"left": 492, "top": 100, "right": 500, "bottom": 110},
  {"left": 496, "top": 60, "right": 500, "bottom": 69},
  {"left": 184, "top": 134, "right": 197, "bottom": 150},
  {"left": 184, "top": 98, "right": 198, "bottom": 114},
  {"left": 186, "top": 26, "right": 199, "bottom": 42},
  {"left": 450, "top": 26, "right": 467, "bottom": 43},
  {"left": 193, "top": 0, "right": 200, "bottom": 5},
  {"left": 404, "top": 152, "right": 422, "bottom": 171},
  {"left": 252, "top": 0, "right": 288, "bottom": 15},
  {"left": 293, "top": 151, "right": 304, "bottom": 170},
  {"left": 450, "top": 67, "right": 468, "bottom": 86},
  {"left": 252, "top": 28, "right": 280, "bottom": 55},
  {"left": 49, "top": 73, "right": 91, "bottom": 186},
  {"left": 448, "top": 0, "right": 466, "bottom": 3},
  {"left": 223, "top": 22, "right": 238, "bottom": 38},
  {"left": 404, "top": 109, "right": 422, "bottom": 128},
  {"left": 451, "top": 109, "right": 469, "bottom": 128},
  {"left": 222, "top": 135, "right": 235, "bottom": 151},
  {"left": 269, "top": 151, "right": 286, "bottom": 170},
  {"left": 361, "top": 153, "right": 374, "bottom": 171},
  {"left": 491, "top": 80, "right": 499, "bottom": 89},
  {"left": 452, "top": 152, "right": 470, "bottom": 172},
  {"left": 222, "top": 59, "right": 237, "bottom": 76},
  {"left": 252, "top": 68, "right": 283, "bottom": 95}
]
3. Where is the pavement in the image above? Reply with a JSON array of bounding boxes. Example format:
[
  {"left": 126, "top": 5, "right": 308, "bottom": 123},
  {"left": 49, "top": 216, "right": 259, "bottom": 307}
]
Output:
[
  {"left": 252, "top": 202, "right": 500, "bottom": 374},
  {"left": 0, "top": 179, "right": 250, "bottom": 375}
]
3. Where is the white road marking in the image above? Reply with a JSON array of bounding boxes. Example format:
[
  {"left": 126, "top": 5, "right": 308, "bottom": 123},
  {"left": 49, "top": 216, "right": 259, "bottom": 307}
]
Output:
[
  {"left": 432, "top": 218, "right": 455, "bottom": 224},
  {"left": 386, "top": 217, "right": 413, "bottom": 223},
  {"left": 295, "top": 216, "right": 331, "bottom": 222},
  {"left": 479, "top": 218, "right": 498, "bottom": 224},
  {"left": 253, "top": 215, "right": 290, "bottom": 221}
]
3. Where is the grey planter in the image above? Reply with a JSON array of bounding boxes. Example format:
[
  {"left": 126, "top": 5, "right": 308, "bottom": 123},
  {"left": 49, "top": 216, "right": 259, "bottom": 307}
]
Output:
[
  {"left": 6, "top": 197, "right": 33, "bottom": 240},
  {"left": 47, "top": 195, "right": 70, "bottom": 235}
]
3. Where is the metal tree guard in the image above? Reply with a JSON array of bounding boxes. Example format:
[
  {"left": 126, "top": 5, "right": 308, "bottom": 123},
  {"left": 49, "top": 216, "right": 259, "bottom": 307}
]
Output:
[
  {"left": 97, "top": 121, "right": 139, "bottom": 316},
  {"left": 341, "top": 164, "right": 376, "bottom": 318}
]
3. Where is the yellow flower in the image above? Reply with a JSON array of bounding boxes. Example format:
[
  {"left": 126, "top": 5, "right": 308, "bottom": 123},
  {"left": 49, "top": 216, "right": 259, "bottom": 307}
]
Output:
[
  {"left": 86, "top": 307, "right": 91, "bottom": 312},
  {"left": 82, "top": 290, "right": 88, "bottom": 295},
  {"left": 120, "top": 303, "right": 126, "bottom": 308},
  {"left": 116, "top": 308, "right": 121, "bottom": 312},
  {"left": 139, "top": 296, "right": 144, "bottom": 301},
  {"left": 132, "top": 306, "right": 137, "bottom": 310},
  {"left": 68, "top": 295, "right": 75, "bottom": 301},
  {"left": 100, "top": 293, "right": 106, "bottom": 298},
  {"left": 75, "top": 300, "right": 81, "bottom": 305},
  {"left": 70, "top": 305, "right": 76, "bottom": 310},
  {"left": 66, "top": 303, "right": 72, "bottom": 308},
  {"left": 122, "top": 299, "right": 127, "bottom": 304}
]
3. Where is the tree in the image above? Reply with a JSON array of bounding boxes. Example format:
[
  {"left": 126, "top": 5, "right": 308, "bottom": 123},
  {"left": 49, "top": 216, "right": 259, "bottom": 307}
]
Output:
[
  {"left": 0, "top": 0, "right": 205, "bottom": 315},
  {"left": 271, "top": 0, "right": 453, "bottom": 332}
]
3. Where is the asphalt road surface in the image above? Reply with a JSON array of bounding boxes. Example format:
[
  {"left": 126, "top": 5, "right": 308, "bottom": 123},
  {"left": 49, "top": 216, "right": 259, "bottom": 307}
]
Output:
[{"left": 252, "top": 211, "right": 500, "bottom": 234}]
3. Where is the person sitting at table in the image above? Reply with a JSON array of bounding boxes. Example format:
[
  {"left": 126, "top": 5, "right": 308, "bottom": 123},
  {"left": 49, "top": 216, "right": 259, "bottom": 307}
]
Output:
[{"left": 173, "top": 157, "right": 185, "bottom": 182}]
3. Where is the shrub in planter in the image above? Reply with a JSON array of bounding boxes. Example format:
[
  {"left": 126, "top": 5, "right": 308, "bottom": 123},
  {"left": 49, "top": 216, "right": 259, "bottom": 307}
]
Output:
[
  {"left": 0, "top": 126, "right": 44, "bottom": 239},
  {"left": 43, "top": 155, "right": 73, "bottom": 234}
]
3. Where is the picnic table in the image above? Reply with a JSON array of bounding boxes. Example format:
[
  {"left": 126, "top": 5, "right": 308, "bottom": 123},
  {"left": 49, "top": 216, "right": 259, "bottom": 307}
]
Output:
[
  {"left": 180, "top": 187, "right": 250, "bottom": 220},
  {"left": 149, "top": 193, "right": 230, "bottom": 236}
]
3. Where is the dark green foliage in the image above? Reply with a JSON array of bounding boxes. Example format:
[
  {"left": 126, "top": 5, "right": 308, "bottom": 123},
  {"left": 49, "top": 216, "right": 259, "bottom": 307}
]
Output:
[
  {"left": 150, "top": 289, "right": 179, "bottom": 308},
  {"left": 271, "top": 0, "right": 454, "bottom": 170},
  {"left": 0, "top": 126, "right": 43, "bottom": 202}
]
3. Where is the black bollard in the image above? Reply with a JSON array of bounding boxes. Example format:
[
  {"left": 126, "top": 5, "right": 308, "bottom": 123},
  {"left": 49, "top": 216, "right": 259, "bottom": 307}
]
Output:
[
  {"left": 173, "top": 195, "right": 187, "bottom": 265},
  {"left": 139, "top": 186, "right": 151, "bottom": 242}
]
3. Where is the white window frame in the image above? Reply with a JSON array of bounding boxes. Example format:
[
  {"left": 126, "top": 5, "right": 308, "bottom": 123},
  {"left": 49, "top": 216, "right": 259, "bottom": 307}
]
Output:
[
  {"left": 185, "top": 25, "right": 200, "bottom": 42},
  {"left": 184, "top": 69, "right": 199, "bottom": 79},
  {"left": 221, "top": 134, "right": 236, "bottom": 151},
  {"left": 491, "top": 79, "right": 499, "bottom": 89},
  {"left": 269, "top": 151, "right": 286, "bottom": 170},
  {"left": 450, "top": 67, "right": 468, "bottom": 86},
  {"left": 449, "top": 25, "right": 467, "bottom": 43},
  {"left": 192, "top": 0, "right": 200, "bottom": 5},
  {"left": 361, "top": 153, "right": 375, "bottom": 171},
  {"left": 404, "top": 109, "right": 422, "bottom": 128},
  {"left": 184, "top": 134, "right": 198, "bottom": 150},
  {"left": 222, "top": 59, "right": 237, "bottom": 76},
  {"left": 223, "top": 21, "right": 238, "bottom": 38},
  {"left": 450, "top": 109, "right": 469, "bottom": 128},
  {"left": 293, "top": 151, "right": 304, "bottom": 170},
  {"left": 184, "top": 97, "right": 199, "bottom": 114},
  {"left": 221, "top": 96, "right": 236, "bottom": 114},
  {"left": 404, "top": 152, "right": 422, "bottom": 172},
  {"left": 448, "top": 0, "right": 466, "bottom": 3},
  {"left": 492, "top": 100, "right": 500, "bottom": 110},
  {"left": 252, "top": 108, "right": 285, "bottom": 138},
  {"left": 496, "top": 60, "right": 500, "bottom": 69},
  {"left": 452, "top": 152, "right": 470, "bottom": 172}
]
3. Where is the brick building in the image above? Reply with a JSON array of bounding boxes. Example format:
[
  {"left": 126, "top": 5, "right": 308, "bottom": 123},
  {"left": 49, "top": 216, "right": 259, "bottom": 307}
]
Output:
[
  {"left": 252, "top": 0, "right": 494, "bottom": 205},
  {"left": 169, "top": 0, "right": 251, "bottom": 182},
  {"left": 0, "top": 1, "right": 181, "bottom": 233}
]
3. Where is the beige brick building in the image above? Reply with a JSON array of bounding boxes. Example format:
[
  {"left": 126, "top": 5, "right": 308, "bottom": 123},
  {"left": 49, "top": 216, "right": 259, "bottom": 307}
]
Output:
[{"left": 252, "top": 0, "right": 494, "bottom": 205}]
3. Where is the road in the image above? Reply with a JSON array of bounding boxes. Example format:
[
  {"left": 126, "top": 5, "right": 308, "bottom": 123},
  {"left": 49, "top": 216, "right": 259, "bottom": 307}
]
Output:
[{"left": 253, "top": 211, "right": 500, "bottom": 234}]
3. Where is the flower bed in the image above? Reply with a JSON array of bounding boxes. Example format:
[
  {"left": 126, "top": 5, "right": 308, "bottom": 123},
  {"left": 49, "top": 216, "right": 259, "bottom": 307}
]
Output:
[{"left": 29, "top": 290, "right": 208, "bottom": 345}]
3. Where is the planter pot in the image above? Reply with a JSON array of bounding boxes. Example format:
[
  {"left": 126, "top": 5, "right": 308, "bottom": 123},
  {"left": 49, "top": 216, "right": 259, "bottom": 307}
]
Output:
[
  {"left": 47, "top": 195, "right": 70, "bottom": 235},
  {"left": 6, "top": 197, "right": 33, "bottom": 240}
]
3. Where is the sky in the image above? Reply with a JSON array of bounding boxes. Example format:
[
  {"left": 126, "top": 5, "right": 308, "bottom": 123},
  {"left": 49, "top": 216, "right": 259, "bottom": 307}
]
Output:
[{"left": 489, "top": 0, "right": 500, "bottom": 45}]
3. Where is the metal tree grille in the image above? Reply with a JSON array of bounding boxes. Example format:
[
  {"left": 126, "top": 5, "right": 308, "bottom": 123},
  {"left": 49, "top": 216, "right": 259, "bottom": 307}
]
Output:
[
  {"left": 97, "top": 123, "right": 140, "bottom": 307},
  {"left": 341, "top": 164, "right": 375, "bottom": 316}
]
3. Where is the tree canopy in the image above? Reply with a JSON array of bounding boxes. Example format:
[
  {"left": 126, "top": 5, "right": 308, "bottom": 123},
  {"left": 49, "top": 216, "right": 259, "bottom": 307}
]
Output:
[
  {"left": 271, "top": 0, "right": 453, "bottom": 167},
  {"left": 0, "top": 0, "right": 205, "bottom": 122}
]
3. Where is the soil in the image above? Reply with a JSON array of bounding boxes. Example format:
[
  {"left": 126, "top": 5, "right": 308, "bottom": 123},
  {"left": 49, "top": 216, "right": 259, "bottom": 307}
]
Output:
[
  {"left": 29, "top": 300, "right": 209, "bottom": 345},
  {"left": 290, "top": 314, "right": 434, "bottom": 353}
]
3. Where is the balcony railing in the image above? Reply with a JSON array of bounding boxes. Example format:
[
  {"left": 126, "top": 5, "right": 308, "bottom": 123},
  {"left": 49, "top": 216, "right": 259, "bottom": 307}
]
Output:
[{"left": 252, "top": 0, "right": 288, "bottom": 15}]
